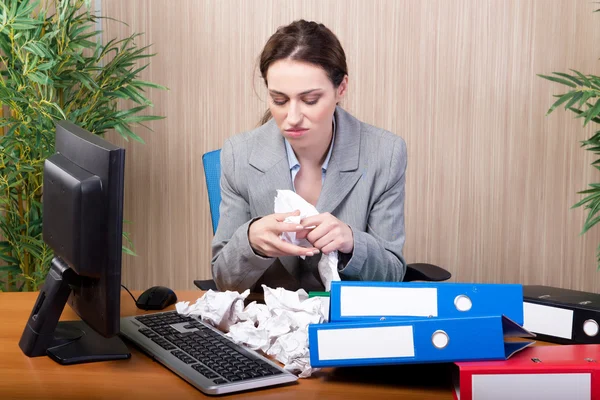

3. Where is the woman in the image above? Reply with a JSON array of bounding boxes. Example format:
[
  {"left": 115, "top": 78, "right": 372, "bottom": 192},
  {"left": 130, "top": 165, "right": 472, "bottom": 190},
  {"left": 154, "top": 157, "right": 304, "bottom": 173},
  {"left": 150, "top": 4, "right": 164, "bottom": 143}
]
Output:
[{"left": 212, "top": 20, "right": 407, "bottom": 292}]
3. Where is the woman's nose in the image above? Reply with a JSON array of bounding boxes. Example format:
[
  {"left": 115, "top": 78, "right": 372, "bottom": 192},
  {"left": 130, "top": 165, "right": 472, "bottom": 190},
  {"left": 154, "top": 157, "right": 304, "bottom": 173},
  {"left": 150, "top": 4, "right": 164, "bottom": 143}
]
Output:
[{"left": 287, "top": 102, "right": 303, "bottom": 125}]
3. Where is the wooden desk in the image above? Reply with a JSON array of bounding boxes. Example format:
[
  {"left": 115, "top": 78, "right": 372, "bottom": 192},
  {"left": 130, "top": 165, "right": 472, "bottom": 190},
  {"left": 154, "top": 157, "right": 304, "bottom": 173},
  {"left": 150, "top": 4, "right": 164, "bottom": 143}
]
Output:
[{"left": 0, "top": 290, "right": 455, "bottom": 400}]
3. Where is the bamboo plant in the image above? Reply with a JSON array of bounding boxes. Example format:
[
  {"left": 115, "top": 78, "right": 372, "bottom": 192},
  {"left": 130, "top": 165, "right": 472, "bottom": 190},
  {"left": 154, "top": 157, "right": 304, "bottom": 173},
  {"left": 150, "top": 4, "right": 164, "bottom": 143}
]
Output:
[
  {"left": 540, "top": 19, "right": 600, "bottom": 268},
  {"left": 0, "top": 0, "right": 166, "bottom": 291}
]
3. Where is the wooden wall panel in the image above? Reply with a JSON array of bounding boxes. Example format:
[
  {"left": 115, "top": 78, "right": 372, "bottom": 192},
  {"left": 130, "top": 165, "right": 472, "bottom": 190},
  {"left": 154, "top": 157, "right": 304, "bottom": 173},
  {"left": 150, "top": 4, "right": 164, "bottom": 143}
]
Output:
[{"left": 101, "top": 0, "right": 600, "bottom": 291}]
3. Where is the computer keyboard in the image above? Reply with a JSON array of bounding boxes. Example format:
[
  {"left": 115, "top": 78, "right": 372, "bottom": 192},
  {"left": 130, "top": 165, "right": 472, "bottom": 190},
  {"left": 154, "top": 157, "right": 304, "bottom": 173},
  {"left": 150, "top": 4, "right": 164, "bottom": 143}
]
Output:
[{"left": 120, "top": 311, "right": 298, "bottom": 395}]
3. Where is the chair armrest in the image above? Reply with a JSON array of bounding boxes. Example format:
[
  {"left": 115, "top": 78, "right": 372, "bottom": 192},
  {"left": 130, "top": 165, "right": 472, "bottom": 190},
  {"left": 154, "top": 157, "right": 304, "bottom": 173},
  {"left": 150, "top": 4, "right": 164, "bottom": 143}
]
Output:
[
  {"left": 404, "top": 263, "right": 452, "bottom": 282},
  {"left": 193, "top": 279, "right": 219, "bottom": 291}
]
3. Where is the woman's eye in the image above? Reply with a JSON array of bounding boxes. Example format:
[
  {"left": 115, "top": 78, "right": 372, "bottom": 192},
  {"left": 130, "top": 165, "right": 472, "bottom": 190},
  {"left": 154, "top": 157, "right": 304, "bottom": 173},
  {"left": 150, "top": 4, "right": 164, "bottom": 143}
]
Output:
[
  {"left": 272, "top": 98, "right": 287, "bottom": 106},
  {"left": 304, "top": 99, "right": 319, "bottom": 105}
]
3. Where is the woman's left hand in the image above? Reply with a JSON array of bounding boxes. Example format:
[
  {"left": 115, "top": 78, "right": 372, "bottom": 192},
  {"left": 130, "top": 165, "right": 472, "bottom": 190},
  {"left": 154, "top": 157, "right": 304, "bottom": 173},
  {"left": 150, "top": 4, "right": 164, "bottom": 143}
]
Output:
[{"left": 296, "top": 212, "right": 354, "bottom": 255}]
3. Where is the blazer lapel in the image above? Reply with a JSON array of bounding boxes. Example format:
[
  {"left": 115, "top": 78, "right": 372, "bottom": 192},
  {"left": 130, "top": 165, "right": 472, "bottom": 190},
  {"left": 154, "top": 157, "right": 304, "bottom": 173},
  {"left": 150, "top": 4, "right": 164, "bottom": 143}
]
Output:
[
  {"left": 316, "top": 107, "right": 363, "bottom": 214},
  {"left": 248, "top": 120, "right": 294, "bottom": 218},
  {"left": 247, "top": 120, "right": 300, "bottom": 282}
]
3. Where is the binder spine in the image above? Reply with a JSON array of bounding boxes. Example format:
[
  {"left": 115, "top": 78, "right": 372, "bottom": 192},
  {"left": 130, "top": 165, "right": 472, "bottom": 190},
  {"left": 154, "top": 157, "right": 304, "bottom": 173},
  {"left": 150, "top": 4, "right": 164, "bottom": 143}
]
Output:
[
  {"left": 329, "top": 281, "right": 524, "bottom": 325},
  {"left": 309, "top": 317, "right": 508, "bottom": 368},
  {"left": 523, "top": 299, "right": 600, "bottom": 344}
]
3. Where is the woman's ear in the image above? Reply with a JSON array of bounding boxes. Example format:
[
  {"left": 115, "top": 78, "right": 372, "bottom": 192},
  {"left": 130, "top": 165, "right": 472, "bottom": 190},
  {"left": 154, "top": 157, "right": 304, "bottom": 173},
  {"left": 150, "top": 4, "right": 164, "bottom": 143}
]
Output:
[{"left": 336, "top": 75, "right": 349, "bottom": 100}]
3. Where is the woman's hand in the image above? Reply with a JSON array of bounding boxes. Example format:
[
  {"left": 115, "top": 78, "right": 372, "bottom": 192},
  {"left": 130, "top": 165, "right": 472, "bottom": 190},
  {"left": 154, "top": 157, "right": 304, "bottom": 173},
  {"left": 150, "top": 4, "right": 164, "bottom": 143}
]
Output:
[
  {"left": 296, "top": 212, "right": 354, "bottom": 254},
  {"left": 248, "top": 210, "right": 320, "bottom": 258}
]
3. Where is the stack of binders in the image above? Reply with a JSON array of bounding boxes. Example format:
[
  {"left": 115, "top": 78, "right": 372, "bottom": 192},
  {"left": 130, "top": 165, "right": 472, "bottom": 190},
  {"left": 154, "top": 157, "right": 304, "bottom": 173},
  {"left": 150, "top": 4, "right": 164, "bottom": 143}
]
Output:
[{"left": 308, "top": 281, "right": 535, "bottom": 368}]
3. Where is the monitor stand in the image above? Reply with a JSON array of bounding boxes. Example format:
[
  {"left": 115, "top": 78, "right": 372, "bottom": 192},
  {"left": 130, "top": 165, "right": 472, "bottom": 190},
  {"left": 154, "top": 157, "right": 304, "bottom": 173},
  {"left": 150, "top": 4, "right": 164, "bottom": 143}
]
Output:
[{"left": 18, "top": 258, "right": 130, "bottom": 365}]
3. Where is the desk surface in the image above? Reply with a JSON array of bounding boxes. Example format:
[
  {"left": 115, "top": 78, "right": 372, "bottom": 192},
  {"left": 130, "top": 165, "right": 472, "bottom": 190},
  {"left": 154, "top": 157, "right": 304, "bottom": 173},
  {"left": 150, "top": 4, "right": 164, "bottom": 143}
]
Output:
[{"left": 0, "top": 290, "right": 459, "bottom": 399}]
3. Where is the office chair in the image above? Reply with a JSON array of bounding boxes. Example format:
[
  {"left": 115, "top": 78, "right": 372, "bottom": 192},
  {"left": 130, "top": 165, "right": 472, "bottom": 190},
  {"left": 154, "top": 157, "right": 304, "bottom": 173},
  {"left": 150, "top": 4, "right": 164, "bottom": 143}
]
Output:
[{"left": 196, "top": 149, "right": 451, "bottom": 291}]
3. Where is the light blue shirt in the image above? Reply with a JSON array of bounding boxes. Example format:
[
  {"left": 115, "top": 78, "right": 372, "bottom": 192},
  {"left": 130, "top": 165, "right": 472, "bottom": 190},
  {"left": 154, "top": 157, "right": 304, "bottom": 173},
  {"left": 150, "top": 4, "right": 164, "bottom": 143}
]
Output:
[{"left": 284, "top": 119, "right": 336, "bottom": 191}]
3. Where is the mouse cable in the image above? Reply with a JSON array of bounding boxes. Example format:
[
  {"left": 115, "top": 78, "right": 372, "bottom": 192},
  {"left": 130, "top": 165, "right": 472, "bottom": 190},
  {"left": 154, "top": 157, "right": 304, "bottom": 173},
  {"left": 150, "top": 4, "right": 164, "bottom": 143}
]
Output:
[{"left": 121, "top": 284, "right": 138, "bottom": 303}]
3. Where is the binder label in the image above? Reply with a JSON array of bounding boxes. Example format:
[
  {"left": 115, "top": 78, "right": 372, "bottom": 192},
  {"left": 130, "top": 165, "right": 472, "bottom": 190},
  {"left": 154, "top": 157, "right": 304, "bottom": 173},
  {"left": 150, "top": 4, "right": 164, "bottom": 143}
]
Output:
[
  {"left": 340, "top": 286, "right": 438, "bottom": 317},
  {"left": 523, "top": 302, "right": 573, "bottom": 339},
  {"left": 471, "top": 373, "right": 590, "bottom": 400},
  {"left": 316, "top": 325, "right": 415, "bottom": 360}
]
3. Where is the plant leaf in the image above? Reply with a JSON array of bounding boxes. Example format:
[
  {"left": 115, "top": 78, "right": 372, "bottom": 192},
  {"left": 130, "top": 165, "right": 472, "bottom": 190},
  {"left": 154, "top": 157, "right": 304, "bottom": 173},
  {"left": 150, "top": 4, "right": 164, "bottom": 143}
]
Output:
[
  {"left": 585, "top": 100, "right": 600, "bottom": 126},
  {"left": 564, "top": 92, "right": 584, "bottom": 110},
  {"left": 546, "top": 92, "right": 576, "bottom": 115},
  {"left": 122, "top": 246, "right": 136, "bottom": 256},
  {"left": 538, "top": 73, "right": 577, "bottom": 88},
  {"left": 552, "top": 72, "right": 583, "bottom": 87}
]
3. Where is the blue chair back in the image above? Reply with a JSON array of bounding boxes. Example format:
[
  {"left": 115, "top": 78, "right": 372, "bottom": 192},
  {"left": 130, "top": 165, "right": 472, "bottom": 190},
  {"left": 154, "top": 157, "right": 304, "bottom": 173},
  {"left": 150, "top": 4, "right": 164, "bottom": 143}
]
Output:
[{"left": 202, "top": 149, "right": 222, "bottom": 234}]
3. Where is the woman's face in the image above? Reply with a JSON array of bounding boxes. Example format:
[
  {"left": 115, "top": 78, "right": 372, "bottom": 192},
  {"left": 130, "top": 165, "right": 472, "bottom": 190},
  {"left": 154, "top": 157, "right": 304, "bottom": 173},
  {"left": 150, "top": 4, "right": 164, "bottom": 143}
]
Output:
[{"left": 266, "top": 59, "right": 347, "bottom": 151}]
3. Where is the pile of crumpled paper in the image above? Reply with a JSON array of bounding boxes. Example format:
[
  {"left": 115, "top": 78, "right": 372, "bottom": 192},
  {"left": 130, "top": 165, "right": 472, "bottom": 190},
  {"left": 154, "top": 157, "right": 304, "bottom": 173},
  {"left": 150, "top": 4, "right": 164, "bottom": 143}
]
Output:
[{"left": 175, "top": 285, "right": 329, "bottom": 378}]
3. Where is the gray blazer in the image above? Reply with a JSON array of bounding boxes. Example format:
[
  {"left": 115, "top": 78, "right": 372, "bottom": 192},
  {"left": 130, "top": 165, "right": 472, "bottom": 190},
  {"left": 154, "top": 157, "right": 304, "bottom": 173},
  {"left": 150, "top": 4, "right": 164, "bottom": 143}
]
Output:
[{"left": 211, "top": 106, "right": 407, "bottom": 292}]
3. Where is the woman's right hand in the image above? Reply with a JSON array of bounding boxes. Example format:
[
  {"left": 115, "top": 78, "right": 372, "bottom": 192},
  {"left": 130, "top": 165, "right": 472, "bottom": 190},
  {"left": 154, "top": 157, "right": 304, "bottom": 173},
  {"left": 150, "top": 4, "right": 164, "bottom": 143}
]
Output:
[{"left": 248, "top": 210, "right": 320, "bottom": 258}]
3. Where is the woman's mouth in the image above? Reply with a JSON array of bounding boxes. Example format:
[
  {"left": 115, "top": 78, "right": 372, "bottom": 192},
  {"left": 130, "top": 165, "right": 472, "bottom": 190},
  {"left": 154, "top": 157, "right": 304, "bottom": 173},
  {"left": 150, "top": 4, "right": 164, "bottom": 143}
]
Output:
[{"left": 285, "top": 128, "right": 308, "bottom": 137}]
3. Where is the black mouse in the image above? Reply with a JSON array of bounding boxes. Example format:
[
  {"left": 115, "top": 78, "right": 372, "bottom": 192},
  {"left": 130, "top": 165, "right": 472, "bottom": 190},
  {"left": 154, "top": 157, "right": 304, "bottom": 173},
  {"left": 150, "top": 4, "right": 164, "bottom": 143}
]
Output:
[{"left": 136, "top": 286, "right": 177, "bottom": 310}]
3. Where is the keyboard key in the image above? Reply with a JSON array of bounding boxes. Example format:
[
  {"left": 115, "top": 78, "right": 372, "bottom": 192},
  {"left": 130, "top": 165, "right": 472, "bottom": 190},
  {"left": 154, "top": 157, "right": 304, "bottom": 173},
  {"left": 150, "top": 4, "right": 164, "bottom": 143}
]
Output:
[
  {"left": 195, "top": 331, "right": 212, "bottom": 339},
  {"left": 213, "top": 378, "right": 228, "bottom": 384},
  {"left": 267, "top": 366, "right": 284, "bottom": 374},
  {"left": 152, "top": 338, "right": 175, "bottom": 350},
  {"left": 254, "top": 360, "right": 270, "bottom": 367},
  {"left": 257, "top": 369, "right": 273, "bottom": 376},
  {"left": 213, "top": 367, "right": 226, "bottom": 374},
  {"left": 164, "top": 334, "right": 178, "bottom": 343}
]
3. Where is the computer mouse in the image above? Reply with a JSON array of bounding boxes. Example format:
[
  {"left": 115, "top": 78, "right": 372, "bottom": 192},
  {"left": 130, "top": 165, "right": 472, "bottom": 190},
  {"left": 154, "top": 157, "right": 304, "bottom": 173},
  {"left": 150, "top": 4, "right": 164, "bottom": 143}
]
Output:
[{"left": 136, "top": 286, "right": 178, "bottom": 310}]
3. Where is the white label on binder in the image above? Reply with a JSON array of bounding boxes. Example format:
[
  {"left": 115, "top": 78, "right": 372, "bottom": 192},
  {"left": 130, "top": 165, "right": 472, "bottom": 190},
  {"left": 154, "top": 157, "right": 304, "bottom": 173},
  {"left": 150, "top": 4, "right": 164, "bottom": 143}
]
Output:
[
  {"left": 339, "top": 287, "right": 438, "bottom": 317},
  {"left": 317, "top": 326, "right": 415, "bottom": 360},
  {"left": 523, "top": 302, "right": 573, "bottom": 339},
  {"left": 472, "top": 373, "right": 590, "bottom": 400}
]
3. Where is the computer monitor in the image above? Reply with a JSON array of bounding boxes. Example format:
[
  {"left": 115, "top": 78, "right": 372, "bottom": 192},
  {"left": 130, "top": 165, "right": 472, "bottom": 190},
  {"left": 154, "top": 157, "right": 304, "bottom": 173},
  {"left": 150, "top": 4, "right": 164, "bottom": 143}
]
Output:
[{"left": 19, "top": 120, "right": 130, "bottom": 365}]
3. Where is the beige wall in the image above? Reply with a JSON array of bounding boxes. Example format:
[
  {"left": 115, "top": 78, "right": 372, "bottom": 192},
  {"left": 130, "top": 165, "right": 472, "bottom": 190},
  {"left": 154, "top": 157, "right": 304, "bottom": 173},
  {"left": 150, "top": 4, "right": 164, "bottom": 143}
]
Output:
[{"left": 101, "top": 0, "right": 600, "bottom": 292}]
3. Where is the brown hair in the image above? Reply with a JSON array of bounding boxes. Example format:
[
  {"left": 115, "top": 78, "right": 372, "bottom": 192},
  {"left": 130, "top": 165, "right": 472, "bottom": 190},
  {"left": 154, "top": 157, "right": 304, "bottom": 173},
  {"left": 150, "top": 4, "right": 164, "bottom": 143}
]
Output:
[{"left": 258, "top": 20, "right": 348, "bottom": 125}]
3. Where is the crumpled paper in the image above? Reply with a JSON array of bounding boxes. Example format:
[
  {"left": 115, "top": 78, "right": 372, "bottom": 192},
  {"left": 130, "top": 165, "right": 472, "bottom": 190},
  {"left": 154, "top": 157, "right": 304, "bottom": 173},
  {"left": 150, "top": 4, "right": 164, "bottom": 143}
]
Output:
[
  {"left": 175, "top": 288, "right": 250, "bottom": 332},
  {"left": 274, "top": 189, "right": 341, "bottom": 291},
  {"left": 176, "top": 285, "right": 329, "bottom": 378}
]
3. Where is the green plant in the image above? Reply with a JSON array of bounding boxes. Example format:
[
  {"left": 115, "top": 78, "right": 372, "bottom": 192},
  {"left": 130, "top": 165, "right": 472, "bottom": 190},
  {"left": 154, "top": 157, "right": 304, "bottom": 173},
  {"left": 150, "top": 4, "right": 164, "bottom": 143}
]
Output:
[
  {"left": 0, "top": 0, "right": 166, "bottom": 291},
  {"left": 540, "top": 68, "right": 600, "bottom": 267}
]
